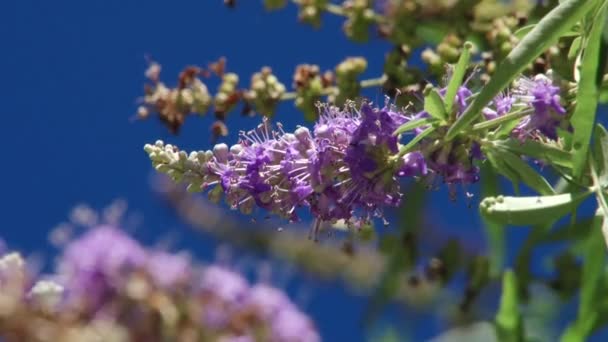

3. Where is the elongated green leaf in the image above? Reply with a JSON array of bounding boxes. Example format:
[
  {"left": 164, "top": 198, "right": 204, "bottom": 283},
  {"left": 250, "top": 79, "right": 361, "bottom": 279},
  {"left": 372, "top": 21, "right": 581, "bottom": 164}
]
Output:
[
  {"left": 539, "top": 216, "right": 594, "bottom": 243},
  {"left": 480, "top": 191, "right": 591, "bottom": 226},
  {"left": 471, "top": 108, "right": 528, "bottom": 132},
  {"left": 444, "top": 42, "right": 472, "bottom": 116},
  {"left": 592, "top": 124, "right": 608, "bottom": 185},
  {"left": 492, "top": 139, "right": 573, "bottom": 169},
  {"left": 398, "top": 126, "right": 436, "bottom": 156},
  {"left": 513, "top": 24, "right": 536, "bottom": 39},
  {"left": 572, "top": 5, "right": 608, "bottom": 178},
  {"left": 424, "top": 88, "right": 447, "bottom": 121},
  {"left": 495, "top": 270, "right": 522, "bottom": 342},
  {"left": 560, "top": 213, "right": 605, "bottom": 342},
  {"left": 393, "top": 117, "right": 435, "bottom": 136},
  {"left": 491, "top": 148, "right": 556, "bottom": 195},
  {"left": 480, "top": 164, "right": 504, "bottom": 277},
  {"left": 485, "top": 148, "right": 521, "bottom": 193},
  {"left": 446, "top": 0, "right": 598, "bottom": 141},
  {"left": 568, "top": 36, "right": 583, "bottom": 60}
]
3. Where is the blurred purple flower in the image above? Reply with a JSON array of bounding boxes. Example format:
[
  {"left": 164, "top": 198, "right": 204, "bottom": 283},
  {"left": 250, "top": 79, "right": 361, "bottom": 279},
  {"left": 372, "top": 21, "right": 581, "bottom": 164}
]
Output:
[
  {"left": 59, "top": 225, "right": 146, "bottom": 308},
  {"left": 146, "top": 251, "right": 191, "bottom": 288}
]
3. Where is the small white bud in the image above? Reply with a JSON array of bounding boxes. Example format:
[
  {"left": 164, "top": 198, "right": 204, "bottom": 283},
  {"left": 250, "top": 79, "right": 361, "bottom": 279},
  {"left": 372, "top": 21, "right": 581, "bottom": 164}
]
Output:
[{"left": 29, "top": 280, "right": 64, "bottom": 311}]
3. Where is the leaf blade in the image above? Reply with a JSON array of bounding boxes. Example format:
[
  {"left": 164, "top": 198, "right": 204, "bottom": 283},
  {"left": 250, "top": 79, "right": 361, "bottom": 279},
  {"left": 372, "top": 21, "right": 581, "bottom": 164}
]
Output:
[
  {"left": 572, "top": 4, "right": 608, "bottom": 178},
  {"left": 444, "top": 42, "right": 472, "bottom": 115}
]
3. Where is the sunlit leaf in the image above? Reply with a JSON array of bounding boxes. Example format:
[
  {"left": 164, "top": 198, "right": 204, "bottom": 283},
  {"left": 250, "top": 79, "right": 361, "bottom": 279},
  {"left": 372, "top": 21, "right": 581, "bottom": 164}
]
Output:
[
  {"left": 480, "top": 192, "right": 591, "bottom": 226},
  {"left": 592, "top": 124, "right": 608, "bottom": 185},
  {"left": 492, "top": 139, "right": 573, "bottom": 169},
  {"left": 568, "top": 36, "right": 582, "bottom": 60},
  {"left": 393, "top": 117, "right": 435, "bottom": 136},
  {"left": 444, "top": 42, "right": 472, "bottom": 116},
  {"left": 490, "top": 148, "right": 556, "bottom": 195},
  {"left": 424, "top": 87, "right": 448, "bottom": 121},
  {"left": 480, "top": 164, "right": 505, "bottom": 276},
  {"left": 560, "top": 212, "right": 605, "bottom": 341},
  {"left": 495, "top": 270, "right": 522, "bottom": 342},
  {"left": 571, "top": 4, "right": 608, "bottom": 178}
]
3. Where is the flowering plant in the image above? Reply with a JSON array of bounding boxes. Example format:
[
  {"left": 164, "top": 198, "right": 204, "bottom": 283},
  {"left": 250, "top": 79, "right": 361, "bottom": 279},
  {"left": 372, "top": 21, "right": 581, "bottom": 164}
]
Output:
[{"left": 140, "top": 0, "right": 608, "bottom": 340}]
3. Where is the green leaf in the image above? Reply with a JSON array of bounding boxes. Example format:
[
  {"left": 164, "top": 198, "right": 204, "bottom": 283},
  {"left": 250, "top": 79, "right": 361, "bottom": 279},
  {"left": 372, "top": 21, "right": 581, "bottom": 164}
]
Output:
[
  {"left": 592, "top": 124, "right": 608, "bottom": 185},
  {"left": 471, "top": 108, "right": 528, "bottom": 132},
  {"left": 513, "top": 24, "right": 536, "bottom": 39},
  {"left": 485, "top": 148, "right": 521, "bottom": 193},
  {"left": 480, "top": 164, "right": 505, "bottom": 277},
  {"left": 398, "top": 126, "right": 436, "bottom": 156},
  {"left": 480, "top": 191, "right": 591, "bottom": 226},
  {"left": 568, "top": 36, "right": 583, "bottom": 60},
  {"left": 539, "top": 216, "right": 594, "bottom": 243},
  {"left": 444, "top": 42, "right": 472, "bottom": 116},
  {"left": 446, "top": 0, "right": 598, "bottom": 141},
  {"left": 560, "top": 213, "right": 605, "bottom": 342},
  {"left": 490, "top": 148, "right": 556, "bottom": 195},
  {"left": 572, "top": 4, "right": 608, "bottom": 179},
  {"left": 424, "top": 87, "right": 448, "bottom": 121},
  {"left": 495, "top": 270, "right": 522, "bottom": 342},
  {"left": 393, "top": 117, "right": 435, "bottom": 136},
  {"left": 492, "top": 139, "right": 573, "bottom": 169}
]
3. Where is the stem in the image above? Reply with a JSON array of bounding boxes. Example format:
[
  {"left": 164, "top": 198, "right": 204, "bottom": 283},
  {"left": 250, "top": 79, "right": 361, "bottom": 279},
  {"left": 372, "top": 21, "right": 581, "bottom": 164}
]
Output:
[
  {"left": 290, "top": 0, "right": 385, "bottom": 23},
  {"left": 471, "top": 109, "right": 528, "bottom": 132},
  {"left": 280, "top": 75, "right": 387, "bottom": 101},
  {"left": 396, "top": 125, "right": 435, "bottom": 158}
]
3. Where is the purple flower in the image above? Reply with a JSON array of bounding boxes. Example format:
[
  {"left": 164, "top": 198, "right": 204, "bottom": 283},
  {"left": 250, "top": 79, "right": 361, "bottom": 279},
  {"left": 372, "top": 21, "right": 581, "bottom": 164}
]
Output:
[
  {"left": 271, "top": 308, "right": 321, "bottom": 342},
  {"left": 512, "top": 74, "right": 568, "bottom": 140},
  {"left": 483, "top": 93, "right": 515, "bottom": 120},
  {"left": 59, "top": 226, "right": 146, "bottom": 309},
  {"left": 398, "top": 152, "right": 428, "bottom": 177},
  {"left": 146, "top": 251, "right": 191, "bottom": 288},
  {"left": 200, "top": 265, "right": 249, "bottom": 304},
  {"left": 157, "top": 102, "right": 423, "bottom": 227},
  {"left": 246, "top": 284, "right": 294, "bottom": 319}
]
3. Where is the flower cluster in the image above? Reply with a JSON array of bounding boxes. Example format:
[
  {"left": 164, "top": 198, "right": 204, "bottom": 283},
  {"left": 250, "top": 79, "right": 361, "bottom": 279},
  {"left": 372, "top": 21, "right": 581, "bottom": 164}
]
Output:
[
  {"left": 405, "top": 73, "right": 567, "bottom": 198},
  {"left": 146, "top": 72, "right": 568, "bottom": 225},
  {"left": 0, "top": 226, "right": 320, "bottom": 342},
  {"left": 146, "top": 102, "right": 427, "bottom": 230}
]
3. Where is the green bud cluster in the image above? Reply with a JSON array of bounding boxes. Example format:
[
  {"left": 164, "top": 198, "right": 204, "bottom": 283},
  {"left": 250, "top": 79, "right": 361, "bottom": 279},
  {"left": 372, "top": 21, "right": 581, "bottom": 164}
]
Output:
[
  {"left": 263, "top": 0, "right": 287, "bottom": 10},
  {"left": 244, "top": 67, "right": 287, "bottom": 117},
  {"left": 422, "top": 34, "right": 464, "bottom": 75},
  {"left": 292, "top": 64, "right": 333, "bottom": 121},
  {"left": 331, "top": 57, "right": 367, "bottom": 106},
  {"left": 139, "top": 63, "right": 212, "bottom": 134},
  {"left": 214, "top": 73, "right": 240, "bottom": 119},
  {"left": 342, "top": 0, "right": 375, "bottom": 42},
  {"left": 485, "top": 15, "right": 524, "bottom": 61},
  {"left": 296, "top": 0, "right": 328, "bottom": 27}
]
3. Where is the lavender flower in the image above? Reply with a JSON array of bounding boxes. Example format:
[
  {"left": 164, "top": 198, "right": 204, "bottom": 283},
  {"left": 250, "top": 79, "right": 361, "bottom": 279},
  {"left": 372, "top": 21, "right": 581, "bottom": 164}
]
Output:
[
  {"left": 512, "top": 74, "right": 568, "bottom": 140},
  {"left": 0, "top": 226, "right": 321, "bottom": 342},
  {"left": 146, "top": 101, "right": 427, "bottom": 229},
  {"left": 146, "top": 251, "right": 192, "bottom": 288},
  {"left": 272, "top": 307, "right": 321, "bottom": 342},
  {"left": 58, "top": 225, "right": 147, "bottom": 309}
]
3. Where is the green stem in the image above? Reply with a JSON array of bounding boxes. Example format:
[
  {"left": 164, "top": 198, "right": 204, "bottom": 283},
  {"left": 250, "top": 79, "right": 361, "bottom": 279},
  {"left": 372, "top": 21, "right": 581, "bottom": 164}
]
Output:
[
  {"left": 471, "top": 109, "right": 528, "bottom": 132},
  {"left": 290, "top": 0, "right": 385, "bottom": 23},
  {"left": 280, "top": 75, "right": 387, "bottom": 101}
]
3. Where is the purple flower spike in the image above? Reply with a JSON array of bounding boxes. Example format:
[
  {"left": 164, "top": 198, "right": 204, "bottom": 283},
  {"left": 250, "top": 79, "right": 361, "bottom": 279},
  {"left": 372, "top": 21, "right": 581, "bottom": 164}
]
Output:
[{"left": 148, "top": 101, "right": 421, "bottom": 227}]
